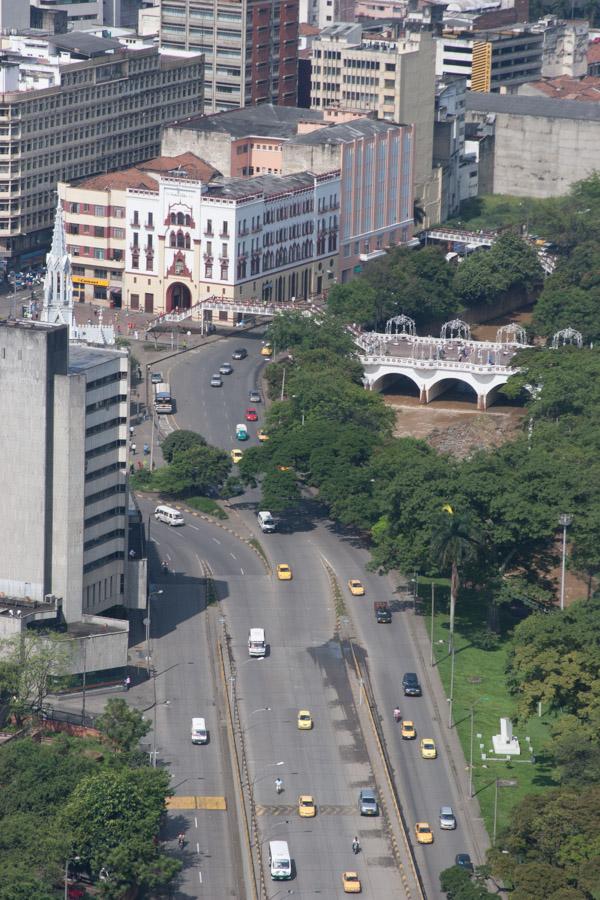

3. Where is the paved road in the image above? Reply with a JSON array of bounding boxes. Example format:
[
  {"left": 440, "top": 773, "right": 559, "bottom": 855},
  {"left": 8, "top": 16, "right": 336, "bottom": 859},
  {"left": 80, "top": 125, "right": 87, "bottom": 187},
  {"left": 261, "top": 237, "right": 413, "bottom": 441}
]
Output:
[
  {"left": 142, "top": 515, "right": 248, "bottom": 900},
  {"left": 169, "top": 330, "right": 485, "bottom": 898}
]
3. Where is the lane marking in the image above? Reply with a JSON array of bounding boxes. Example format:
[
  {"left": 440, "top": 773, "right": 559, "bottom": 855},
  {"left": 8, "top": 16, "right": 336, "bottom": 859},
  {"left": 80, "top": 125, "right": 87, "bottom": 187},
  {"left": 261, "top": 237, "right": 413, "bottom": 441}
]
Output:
[
  {"left": 240, "top": 568, "right": 244, "bottom": 575},
  {"left": 198, "top": 870, "right": 203, "bottom": 884},
  {"left": 230, "top": 552, "right": 237, "bottom": 560},
  {"left": 188, "top": 523, "right": 200, "bottom": 531},
  {"left": 212, "top": 537, "right": 221, "bottom": 545}
]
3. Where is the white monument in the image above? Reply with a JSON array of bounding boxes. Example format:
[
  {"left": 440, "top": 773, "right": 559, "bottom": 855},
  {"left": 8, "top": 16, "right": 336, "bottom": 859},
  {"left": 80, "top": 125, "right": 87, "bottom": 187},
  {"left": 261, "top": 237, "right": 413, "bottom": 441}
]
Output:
[
  {"left": 41, "top": 200, "right": 115, "bottom": 346},
  {"left": 492, "top": 717, "right": 521, "bottom": 756}
]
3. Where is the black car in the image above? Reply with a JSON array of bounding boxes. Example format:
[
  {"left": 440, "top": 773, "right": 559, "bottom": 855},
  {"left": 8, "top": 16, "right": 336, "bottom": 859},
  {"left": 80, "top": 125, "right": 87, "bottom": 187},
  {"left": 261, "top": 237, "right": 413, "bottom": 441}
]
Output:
[
  {"left": 232, "top": 348, "right": 248, "bottom": 360},
  {"left": 402, "top": 672, "right": 422, "bottom": 697},
  {"left": 455, "top": 854, "right": 474, "bottom": 873}
]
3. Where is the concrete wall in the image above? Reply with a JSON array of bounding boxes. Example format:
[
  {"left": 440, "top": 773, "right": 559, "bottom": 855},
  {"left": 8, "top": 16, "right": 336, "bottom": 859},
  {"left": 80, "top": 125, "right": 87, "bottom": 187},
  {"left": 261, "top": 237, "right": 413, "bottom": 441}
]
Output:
[
  {"left": 0, "top": 324, "right": 68, "bottom": 601},
  {"left": 492, "top": 112, "right": 600, "bottom": 198},
  {"left": 282, "top": 141, "right": 342, "bottom": 176},
  {"left": 68, "top": 620, "right": 129, "bottom": 674},
  {"left": 162, "top": 127, "right": 232, "bottom": 176}
]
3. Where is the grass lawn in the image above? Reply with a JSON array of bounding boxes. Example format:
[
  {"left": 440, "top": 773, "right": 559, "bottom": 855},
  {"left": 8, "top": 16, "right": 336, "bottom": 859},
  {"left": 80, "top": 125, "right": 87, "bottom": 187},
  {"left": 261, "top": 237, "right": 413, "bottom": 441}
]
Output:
[
  {"left": 445, "top": 194, "right": 547, "bottom": 235},
  {"left": 414, "top": 578, "right": 558, "bottom": 841},
  {"left": 187, "top": 495, "right": 228, "bottom": 519}
]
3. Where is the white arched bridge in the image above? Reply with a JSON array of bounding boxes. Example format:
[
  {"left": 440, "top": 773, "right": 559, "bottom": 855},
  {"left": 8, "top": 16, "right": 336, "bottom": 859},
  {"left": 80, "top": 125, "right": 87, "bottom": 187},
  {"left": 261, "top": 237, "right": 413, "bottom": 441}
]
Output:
[{"left": 353, "top": 317, "right": 526, "bottom": 411}]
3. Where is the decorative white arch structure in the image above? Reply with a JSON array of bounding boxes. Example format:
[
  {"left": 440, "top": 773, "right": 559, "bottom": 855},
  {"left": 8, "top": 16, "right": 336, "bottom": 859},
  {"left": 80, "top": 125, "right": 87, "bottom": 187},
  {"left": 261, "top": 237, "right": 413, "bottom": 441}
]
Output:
[
  {"left": 385, "top": 314, "right": 416, "bottom": 336},
  {"left": 551, "top": 327, "right": 583, "bottom": 349},
  {"left": 441, "top": 319, "right": 471, "bottom": 341},
  {"left": 496, "top": 322, "right": 527, "bottom": 346}
]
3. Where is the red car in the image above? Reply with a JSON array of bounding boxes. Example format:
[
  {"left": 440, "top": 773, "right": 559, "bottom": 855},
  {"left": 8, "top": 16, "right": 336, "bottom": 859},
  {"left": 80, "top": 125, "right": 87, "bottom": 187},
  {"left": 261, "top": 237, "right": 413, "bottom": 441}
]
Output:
[{"left": 245, "top": 408, "right": 258, "bottom": 422}]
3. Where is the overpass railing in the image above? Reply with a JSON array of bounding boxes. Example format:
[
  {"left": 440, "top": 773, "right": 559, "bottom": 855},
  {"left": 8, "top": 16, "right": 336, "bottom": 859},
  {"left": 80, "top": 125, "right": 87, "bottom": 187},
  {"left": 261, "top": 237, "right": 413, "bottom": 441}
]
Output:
[{"left": 359, "top": 353, "right": 515, "bottom": 375}]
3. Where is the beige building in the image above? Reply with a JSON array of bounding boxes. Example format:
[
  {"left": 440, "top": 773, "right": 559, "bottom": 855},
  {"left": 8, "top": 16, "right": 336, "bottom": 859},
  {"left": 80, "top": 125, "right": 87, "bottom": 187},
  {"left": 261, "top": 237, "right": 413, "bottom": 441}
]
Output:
[
  {"left": 0, "top": 31, "right": 203, "bottom": 270},
  {"left": 58, "top": 153, "right": 219, "bottom": 306},
  {"left": 310, "top": 23, "right": 439, "bottom": 223}
]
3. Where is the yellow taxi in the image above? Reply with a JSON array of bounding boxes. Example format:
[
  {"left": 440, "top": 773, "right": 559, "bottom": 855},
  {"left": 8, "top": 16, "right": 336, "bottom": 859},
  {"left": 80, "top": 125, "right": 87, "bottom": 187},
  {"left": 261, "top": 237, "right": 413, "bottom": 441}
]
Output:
[
  {"left": 230, "top": 449, "right": 244, "bottom": 463},
  {"left": 401, "top": 720, "right": 416, "bottom": 740},
  {"left": 420, "top": 738, "right": 437, "bottom": 759},
  {"left": 342, "top": 872, "right": 362, "bottom": 893},
  {"left": 276, "top": 564, "right": 292, "bottom": 581},
  {"left": 257, "top": 429, "right": 270, "bottom": 442},
  {"left": 298, "top": 795, "right": 316, "bottom": 818},
  {"left": 261, "top": 343, "right": 273, "bottom": 357},
  {"left": 297, "top": 710, "right": 313, "bottom": 730},
  {"left": 348, "top": 579, "right": 365, "bottom": 596},
  {"left": 277, "top": 465, "right": 292, "bottom": 472},
  {"left": 415, "top": 822, "right": 434, "bottom": 845}
]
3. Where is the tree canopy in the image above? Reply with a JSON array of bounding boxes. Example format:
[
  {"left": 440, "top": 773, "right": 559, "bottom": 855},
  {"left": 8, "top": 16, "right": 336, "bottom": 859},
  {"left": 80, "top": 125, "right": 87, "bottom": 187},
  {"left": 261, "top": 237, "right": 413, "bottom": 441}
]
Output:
[{"left": 161, "top": 429, "right": 206, "bottom": 463}]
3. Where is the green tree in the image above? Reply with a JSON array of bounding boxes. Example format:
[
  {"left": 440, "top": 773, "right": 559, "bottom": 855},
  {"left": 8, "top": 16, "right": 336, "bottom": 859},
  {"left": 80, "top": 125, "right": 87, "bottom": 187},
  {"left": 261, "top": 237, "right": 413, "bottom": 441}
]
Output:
[
  {"left": 152, "top": 444, "right": 231, "bottom": 497},
  {"left": 260, "top": 468, "right": 302, "bottom": 513},
  {"left": 96, "top": 698, "right": 151, "bottom": 754},
  {"left": 431, "top": 508, "right": 481, "bottom": 649},
  {"left": 266, "top": 311, "right": 356, "bottom": 358},
  {"left": 327, "top": 280, "right": 379, "bottom": 327},
  {"left": 161, "top": 429, "right": 206, "bottom": 463},
  {"left": 454, "top": 232, "right": 543, "bottom": 308},
  {"left": 61, "top": 766, "right": 177, "bottom": 889},
  {"left": 0, "top": 633, "right": 72, "bottom": 725}
]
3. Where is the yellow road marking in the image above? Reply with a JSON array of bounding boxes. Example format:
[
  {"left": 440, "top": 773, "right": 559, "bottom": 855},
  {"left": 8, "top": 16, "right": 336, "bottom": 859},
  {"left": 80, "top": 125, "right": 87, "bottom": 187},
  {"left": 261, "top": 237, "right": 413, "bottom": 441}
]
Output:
[{"left": 166, "top": 796, "right": 227, "bottom": 810}]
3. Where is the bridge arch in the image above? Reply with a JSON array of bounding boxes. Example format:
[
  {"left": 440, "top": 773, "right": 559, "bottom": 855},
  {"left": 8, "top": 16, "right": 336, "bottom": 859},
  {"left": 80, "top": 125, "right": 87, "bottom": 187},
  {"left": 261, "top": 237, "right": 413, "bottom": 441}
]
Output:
[{"left": 372, "top": 370, "right": 422, "bottom": 398}]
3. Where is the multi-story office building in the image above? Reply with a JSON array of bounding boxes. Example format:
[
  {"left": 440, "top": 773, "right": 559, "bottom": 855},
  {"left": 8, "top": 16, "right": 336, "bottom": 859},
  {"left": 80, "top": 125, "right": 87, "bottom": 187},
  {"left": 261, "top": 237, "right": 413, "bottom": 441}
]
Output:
[
  {"left": 58, "top": 152, "right": 219, "bottom": 306},
  {"left": 0, "top": 317, "right": 129, "bottom": 625},
  {"left": 299, "top": 0, "right": 355, "bottom": 30},
  {"left": 159, "top": 0, "right": 298, "bottom": 112},
  {"left": 309, "top": 24, "right": 438, "bottom": 222},
  {"left": 31, "top": 0, "right": 104, "bottom": 27},
  {"left": 0, "top": 31, "right": 203, "bottom": 270},
  {"left": 436, "top": 25, "right": 544, "bottom": 91}
]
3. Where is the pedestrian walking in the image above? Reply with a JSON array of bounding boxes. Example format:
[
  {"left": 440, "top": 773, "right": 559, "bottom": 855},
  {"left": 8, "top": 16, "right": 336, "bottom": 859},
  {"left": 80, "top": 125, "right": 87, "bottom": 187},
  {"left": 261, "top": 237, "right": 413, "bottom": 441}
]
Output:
[
  {"left": 124, "top": 675, "right": 131, "bottom": 691},
  {"left": 131, "top": 442, "right": 136, "bottom": 455}
]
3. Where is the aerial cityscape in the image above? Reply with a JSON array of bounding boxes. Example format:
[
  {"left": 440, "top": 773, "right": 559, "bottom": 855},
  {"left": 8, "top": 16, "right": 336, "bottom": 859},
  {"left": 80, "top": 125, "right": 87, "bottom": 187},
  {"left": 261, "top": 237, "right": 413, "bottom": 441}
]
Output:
[{"left": 0, "top": 1, "right": 599, "bottom": 899}]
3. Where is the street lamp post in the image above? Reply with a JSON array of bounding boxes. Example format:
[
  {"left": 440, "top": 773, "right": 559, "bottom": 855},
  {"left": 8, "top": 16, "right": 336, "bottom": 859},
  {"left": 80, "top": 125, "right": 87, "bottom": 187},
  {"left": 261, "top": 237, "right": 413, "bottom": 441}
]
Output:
[
  {"left": 447, "top": 643, "right": 455, "bottom": 729},
  {"left": 430, "top": 582, "right": 435, "bottom": 667},
  {"left": 559, "top": 513, "right": 572, "bottom": 611},
  {"left": 145, "top": 589, "right": 163, "bottom": 677}
]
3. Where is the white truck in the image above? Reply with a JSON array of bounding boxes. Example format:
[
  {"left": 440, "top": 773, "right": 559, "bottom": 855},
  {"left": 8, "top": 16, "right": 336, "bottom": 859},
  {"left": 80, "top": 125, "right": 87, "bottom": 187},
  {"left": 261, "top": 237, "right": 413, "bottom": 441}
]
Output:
[
  {"left": 257, "top": 510, "right": 276, "bottom": 533},
  {"left": 248, "top": 627, "right": 266, "bottom": 658}
]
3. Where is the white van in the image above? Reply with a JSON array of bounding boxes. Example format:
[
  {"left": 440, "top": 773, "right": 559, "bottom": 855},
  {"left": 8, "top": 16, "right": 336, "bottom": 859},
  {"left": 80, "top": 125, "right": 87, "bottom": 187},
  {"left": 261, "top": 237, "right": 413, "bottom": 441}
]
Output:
[
  {"left": 248, "top": 627, "right": 266, "bottom": 658},
  {"left": 154, "top": 505, "right": 185, "bottom": 526},
  {"left": 269, "top": 840, "right": 291, "bottom": 880},
  {"left": 257, "top": 511, "right": 276, "bottom": 533},
  {"left": 191, "top": 717, "right": 208, "bottom": 745}
]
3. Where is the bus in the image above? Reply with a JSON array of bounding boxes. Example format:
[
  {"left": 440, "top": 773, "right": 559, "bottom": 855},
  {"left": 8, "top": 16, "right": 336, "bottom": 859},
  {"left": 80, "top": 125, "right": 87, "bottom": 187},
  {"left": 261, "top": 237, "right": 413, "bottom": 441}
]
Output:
[{"left": 154, "top": 382, "right": 173, "bottom": 414}]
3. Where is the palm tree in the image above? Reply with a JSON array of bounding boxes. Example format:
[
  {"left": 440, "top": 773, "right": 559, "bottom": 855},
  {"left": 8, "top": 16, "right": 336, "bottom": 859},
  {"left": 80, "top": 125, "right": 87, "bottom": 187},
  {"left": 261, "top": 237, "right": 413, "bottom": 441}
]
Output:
[{"left": 431, "top": 509, "right": 480, "bottom": 651}]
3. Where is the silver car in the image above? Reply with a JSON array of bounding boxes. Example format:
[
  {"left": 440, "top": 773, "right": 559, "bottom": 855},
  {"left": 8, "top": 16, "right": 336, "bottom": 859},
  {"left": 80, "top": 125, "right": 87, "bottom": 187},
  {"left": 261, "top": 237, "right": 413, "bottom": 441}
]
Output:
[
  {"left": 358, "top": 789, "right": 379, "bottom": 816},
  {"left": 210, "top": 374, "right": 223, "bottom": 387},
  {"left": 439, "top": 806, "right": 456, "bottom": 830}
]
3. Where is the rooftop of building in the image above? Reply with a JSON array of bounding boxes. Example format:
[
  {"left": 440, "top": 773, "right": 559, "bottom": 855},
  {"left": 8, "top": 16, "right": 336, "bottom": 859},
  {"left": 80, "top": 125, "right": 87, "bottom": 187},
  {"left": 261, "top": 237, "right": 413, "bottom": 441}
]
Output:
[
  {"left": 466, "top": 89, "right": 600, "bottom": 121},
  {"left": 206, "top": 170, "right": 336, "bottom": 201},
  {"left": 318, "top": 22, "right": 362, "bottom": 39},
  {"left": 49, "top": 31, "right": 123, "bottom": 57},
  {"left": 291, "top": 116, "right": 410, "bottom": 144},
  {"left": 299, "top": 22, "right": 321, "bottom": 36},
  {"left": 170, "top": 104, "right": 325, "bottom": 139},
  {"left": 442, "top": 22, "right": 543, "bottom": 40},
  {"left": 74, "top": 153, "right": 220, "bottom": 192},
  {"left": 68, "top": 343, "right": 126, "bottom": 374},
  {"left": 522, "top": 74, "right": 600, "bottom": 100}
]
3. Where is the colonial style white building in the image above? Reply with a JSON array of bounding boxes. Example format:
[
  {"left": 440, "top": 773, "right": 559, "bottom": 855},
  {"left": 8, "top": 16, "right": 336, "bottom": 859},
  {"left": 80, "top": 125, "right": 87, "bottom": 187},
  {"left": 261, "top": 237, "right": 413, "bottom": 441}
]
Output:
[{"left": 123, "top": 167, "right": 340, "bottom": 312}]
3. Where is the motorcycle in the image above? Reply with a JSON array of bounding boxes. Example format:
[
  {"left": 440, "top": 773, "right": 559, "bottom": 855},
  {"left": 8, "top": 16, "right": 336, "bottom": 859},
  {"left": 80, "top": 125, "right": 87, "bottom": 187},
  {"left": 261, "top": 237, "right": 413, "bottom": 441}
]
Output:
[
  {"left": 352, "top": 838, "right": 360, "bottom": 855},
  {"left": 275, "top": 778, "right": 283, "bottom": 795},
  {"left": 161, "top": 561, "right": 169, "bottom": 575}
]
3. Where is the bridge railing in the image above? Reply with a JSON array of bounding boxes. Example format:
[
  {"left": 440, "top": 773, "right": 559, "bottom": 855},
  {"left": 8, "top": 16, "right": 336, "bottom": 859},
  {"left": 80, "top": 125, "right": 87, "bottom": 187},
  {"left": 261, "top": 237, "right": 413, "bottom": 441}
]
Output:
[{"left": 359, "top": 353, "right": 515, "bottom": 375}]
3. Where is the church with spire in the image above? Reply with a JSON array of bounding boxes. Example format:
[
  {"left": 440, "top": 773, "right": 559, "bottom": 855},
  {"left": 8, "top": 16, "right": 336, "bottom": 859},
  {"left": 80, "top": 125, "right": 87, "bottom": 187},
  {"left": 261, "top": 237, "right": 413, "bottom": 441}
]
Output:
[{"left": 41, "top": 200, "right": 115, "bottom": 346}]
